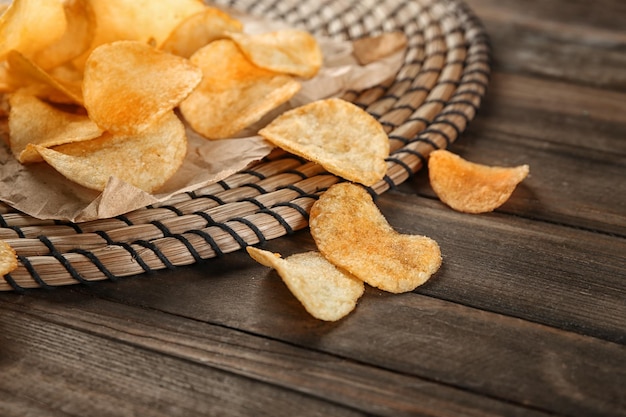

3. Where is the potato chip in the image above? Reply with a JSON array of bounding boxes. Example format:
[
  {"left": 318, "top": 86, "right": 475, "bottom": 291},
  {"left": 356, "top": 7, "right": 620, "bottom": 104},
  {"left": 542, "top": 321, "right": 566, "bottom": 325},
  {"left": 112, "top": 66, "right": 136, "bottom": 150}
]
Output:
[
  {"left": 32, "top": 111, "right": 187, "bottom": 193},
  {"left": 6, "top": 50, "right": 83, "bottom": 104},
  {"left": 73, "top": 0, "right": 206, "bottom": 68},
  {"left": 8, "top": 90, "right": 102, "bottom": 163},
  {"left": 0, "top": 239, "right": 18, "bottom": 277},
  {"left": 352, "top": 32, "right": 408, "bottom": 65},
  {"left": 226, "top": 29, "right": 322, "bottom": 79},
  {"left": 160, "top": 7, "right": 243, "bottom": 58},
  {"left": 310, "top": 183, "right": 442, "bottom": 294},
  {"left": 180, "top": 39, "right": 301, "bottom": 139},
  {"left": 83, "top": 40, "right": 202, "bottom": 135},
  {"left": 33, "top": 0, "right": 96, "bottom": 70},
  {"left": 247, "top": 247, "right": 364, "bottom": 321},
  {"left": 0, "top": 0, "right": 67, "bottom": 61},
  {"left": 428, "top": 149, "right": 530, "bottom": 214},
  {"left": 259, "top": 98, "right": 389, "bottom": 186}
]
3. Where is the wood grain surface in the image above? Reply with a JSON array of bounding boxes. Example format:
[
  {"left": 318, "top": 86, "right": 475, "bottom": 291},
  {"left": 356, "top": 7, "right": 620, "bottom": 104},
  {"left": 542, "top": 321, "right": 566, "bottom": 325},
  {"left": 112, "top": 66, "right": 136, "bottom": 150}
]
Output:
[{"left": 1, "top": 0, "right": 625, "bottom": 416}]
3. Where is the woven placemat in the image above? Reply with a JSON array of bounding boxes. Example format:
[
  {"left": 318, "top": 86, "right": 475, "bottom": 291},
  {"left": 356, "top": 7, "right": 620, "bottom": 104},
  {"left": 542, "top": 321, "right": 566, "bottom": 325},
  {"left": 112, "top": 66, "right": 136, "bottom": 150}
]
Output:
[{"left": 0, "top": 0, "right": 490, "bottom": 291}]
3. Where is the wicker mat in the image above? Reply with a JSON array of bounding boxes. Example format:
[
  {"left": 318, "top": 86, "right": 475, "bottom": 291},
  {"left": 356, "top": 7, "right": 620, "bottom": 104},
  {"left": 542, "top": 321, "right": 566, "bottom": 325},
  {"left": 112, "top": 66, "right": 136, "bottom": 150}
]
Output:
[{"left": 0, "top": 0, "right": 490, "bottom": 290}]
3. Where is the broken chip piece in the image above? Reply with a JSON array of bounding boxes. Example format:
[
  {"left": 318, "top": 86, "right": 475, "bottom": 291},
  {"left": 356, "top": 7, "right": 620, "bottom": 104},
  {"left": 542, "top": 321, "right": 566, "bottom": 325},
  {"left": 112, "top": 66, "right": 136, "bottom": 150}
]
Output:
[
  {"left": 310, "top": 182, "right": 442, "bottom": 294},
  {"left": 259, "top": 98, "right": 389, "bottom": 186},
  {"left": 0, "top": 239, "right": 18, "bottom": 277},
  {"left": 428, "top": 149, "right": 530, "bottom": 214},
  {"left": 247, "top": 246, "right": 364, "bottom": 321}
]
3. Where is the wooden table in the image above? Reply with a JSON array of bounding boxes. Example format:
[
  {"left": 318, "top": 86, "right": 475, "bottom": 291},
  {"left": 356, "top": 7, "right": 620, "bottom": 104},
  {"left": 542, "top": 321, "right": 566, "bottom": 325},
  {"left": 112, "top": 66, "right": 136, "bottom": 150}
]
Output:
[{"left": 1, "top": 0, "right": 625, "bottom": 415}]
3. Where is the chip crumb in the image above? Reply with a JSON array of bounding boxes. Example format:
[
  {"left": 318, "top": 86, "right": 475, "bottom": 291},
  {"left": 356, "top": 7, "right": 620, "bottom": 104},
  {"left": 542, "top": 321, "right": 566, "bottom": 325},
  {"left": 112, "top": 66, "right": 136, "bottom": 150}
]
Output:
[{"left": 0, "top": 239, "right": 18, "bottom": 277}]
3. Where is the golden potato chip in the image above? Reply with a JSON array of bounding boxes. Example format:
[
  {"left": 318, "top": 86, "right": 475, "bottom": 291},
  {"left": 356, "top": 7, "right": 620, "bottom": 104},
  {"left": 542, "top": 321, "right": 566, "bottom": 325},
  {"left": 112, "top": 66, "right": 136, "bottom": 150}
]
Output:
[
  {"left": 32, "top": 111, "right": 187, "bottom": 193},
  {"left": 226, "top": 29, "right": 322, "bottom": 79},
  {"left": 160, "top": 7, "right": 243, "bottom": 58},
  {"left": 0, "top": 62, "right": 10, "bottom": 93},
  {"left": 310, "top": 183, "right": 442, "bottom": 294},
  {"left": 83, "top": 40, "right": 202, "bottom": 135},
  {"left": 8, "top": 91, "right": 103, "bottom": 163},
  {"left": 0, "top": 0, "right": 67, "bottom": 61},
  {"left": 73, "top": 0, "right": 206, "bottom": 68},
  {"left": 247, "top": 247, "right": 364, "bottom": 321},
  {"left": 33, "top": 0, "right": 96, "bottom": 70},
  {"left": 428, "top": 149, "right": 530, "bottom": 214},
  {"left": 259, "top": 98, "right": 389, "bottom": 186},
  {"left": 0, "top": 239, "right": 18, "bottom": 277},
  {"left": 352, "top": 32, "right": 408, "bottom": 65},
  {"left": 180, "top": 39, "right": 301, "bottom": 139},
  {"left": 6, "top": 50, "right": 83, "bottom": 104}
]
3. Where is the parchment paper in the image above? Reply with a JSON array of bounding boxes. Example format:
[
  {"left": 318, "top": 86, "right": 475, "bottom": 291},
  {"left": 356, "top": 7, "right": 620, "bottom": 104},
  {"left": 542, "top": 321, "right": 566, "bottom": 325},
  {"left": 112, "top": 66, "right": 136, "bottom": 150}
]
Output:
[{"left": 0, "top": 13, "right": 406, "bottom": 222}]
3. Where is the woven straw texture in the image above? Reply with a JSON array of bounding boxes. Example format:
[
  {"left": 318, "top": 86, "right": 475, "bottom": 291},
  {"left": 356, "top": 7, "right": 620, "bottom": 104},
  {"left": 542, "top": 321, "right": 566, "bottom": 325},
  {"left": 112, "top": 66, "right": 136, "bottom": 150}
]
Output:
[{"left": 0, "top": 0, "right": 490, "bottom": 291}]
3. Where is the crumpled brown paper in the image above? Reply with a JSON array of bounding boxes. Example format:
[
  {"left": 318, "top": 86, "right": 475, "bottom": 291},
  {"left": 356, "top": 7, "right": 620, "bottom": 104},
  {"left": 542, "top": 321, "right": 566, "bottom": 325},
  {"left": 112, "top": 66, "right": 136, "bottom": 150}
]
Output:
[{"left": 0, "top": 13, "right": 406, "bottom": 223}]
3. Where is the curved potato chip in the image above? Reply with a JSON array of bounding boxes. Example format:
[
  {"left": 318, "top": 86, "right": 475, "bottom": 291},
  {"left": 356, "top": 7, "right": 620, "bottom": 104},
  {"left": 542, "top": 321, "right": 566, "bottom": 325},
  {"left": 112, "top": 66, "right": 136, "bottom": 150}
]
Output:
[
  {"left": 227, "top": 29, "right": 322, "bottom": 79},
  {"left": 247, "top": 247, "right": 364, "bottom": 321},
  {"left": 32, "top": 111, "right": 187, "bottom": 193},
  {"left": 73, "top": 0, "right": 206, "bottom": 68},
  {"left": 6, "top": 50, "right": 83, "bottom": 104},
  {"left": 33, "top": 0, "right": 96, "bottom": 70},
  {"left": 180, "top": 39, "right": 300, "bottom": 139},
  {"left": 83, "top": 40, "right": 202, "bottom": 135},
  {"left": 0, "top": 239, "right": 18, "bottom": 277},
  {"left": 259, "top": 98, "right": 389, "bottom": 186},
  {"left": 428, "top": 149, "right": 530, "bottom": 214},
  {"left": 8, "top": 91, "right": 102, "bottom": 163},
  {"left": 0, "top": 0, "right": 67, "bottom": 61},
  {"left": 160, "top": 7, "right": 243, "bottom": 58},
  {"left": 310, "top": 183, "right": 442, "bottom": 294}
]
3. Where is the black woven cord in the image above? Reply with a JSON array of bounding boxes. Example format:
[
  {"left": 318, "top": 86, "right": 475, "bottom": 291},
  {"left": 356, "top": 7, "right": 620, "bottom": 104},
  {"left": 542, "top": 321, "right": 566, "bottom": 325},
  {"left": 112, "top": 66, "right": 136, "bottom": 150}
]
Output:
[
  {"left": 159, "top": 205, "right": 184, "bottom": 217},
  {"left": 38, "top": 235, "right": 90, "bottom": 285},
  {"left": 114, "top": 214, "right": 134, "bottom": 226},
  {"left": 239, "top": 169, "right": 267, "bottom": 180},
  {"left": 54, "top": 220, "right": 83, "bottom": 234},
  {"left": 70, "top": 248, "right": 118, "bottom": 282},
  {"left": 2, "top": 273, "right": 26, "bottom": 292},
  {"left": 229, "top": 217, "right": 267, "bottom": 245},
  {"left": 386, "top": 156, "right": 415, "bottom": 182},
  {"left": 256, "top": 209, "right": 294, "bottom": 235},
  {"left": 186, "top": 229, "right": 225, "bottom": 258},
  {"left": 421, "top": 127, "right": 453, "bottom": 147},
  {"left": 18, "top": 255, "right": 55, "bottom": 290},
  {"left": 210, "top": 222, "right": 250, "bottom": 249},
  {"left": 272, "top": 201, "right": 312, "bottom": 220},
  {"left": 282, "top": 169, "right": 309, "bottom": 181},
  {"left": 95, "top": 230, "right": 153, "bottom": 274},
  {"left": 134, "top": 240, "right": 176, "bottom": 270},
  {"left": 169, "top": 233, "right": 205, "bottom": 264},
  {"left": 241, "top": 182, "right": 268, "bottom": 195}
]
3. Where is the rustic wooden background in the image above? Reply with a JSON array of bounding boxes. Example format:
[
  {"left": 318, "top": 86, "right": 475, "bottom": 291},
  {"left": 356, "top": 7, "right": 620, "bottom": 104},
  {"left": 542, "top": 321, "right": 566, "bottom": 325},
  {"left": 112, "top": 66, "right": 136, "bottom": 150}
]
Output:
[{"left": 1, "top": 0, "right": 625, "bottom": 416}]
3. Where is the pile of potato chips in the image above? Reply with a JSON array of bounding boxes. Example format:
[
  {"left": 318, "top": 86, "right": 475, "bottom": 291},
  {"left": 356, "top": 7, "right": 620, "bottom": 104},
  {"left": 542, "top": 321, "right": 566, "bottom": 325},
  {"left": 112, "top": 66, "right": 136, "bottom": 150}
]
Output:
[
  {"left": 0, "top": 1, "right": 530, "bottom": 316},
  {"left": 0, "top": 0, "right": 324, "bottom": 193}
]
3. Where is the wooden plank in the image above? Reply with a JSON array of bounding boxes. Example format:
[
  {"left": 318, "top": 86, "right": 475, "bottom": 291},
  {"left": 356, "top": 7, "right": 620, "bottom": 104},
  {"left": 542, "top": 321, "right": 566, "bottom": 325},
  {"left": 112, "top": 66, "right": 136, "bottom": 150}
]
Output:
[
  {"left": 0, "top": 302, "right": 366, "bottom": 417},
  {"left": 465, "top": 0, "right": 626, "bottom": 88},
  {"left": 67, "top": 215, "right": 626, "bottom": 416},
  {"left": 474, "top": 72, "right": 626, "bottom": 154},
  {"left": 0, "top": 295, "right": 556, "bottom": 417}
]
